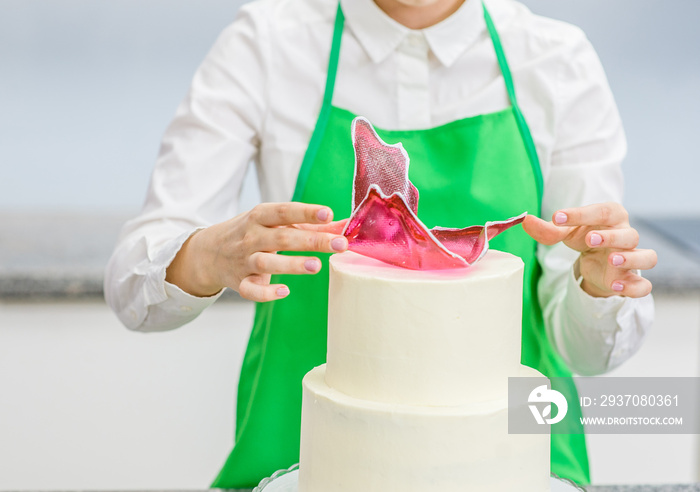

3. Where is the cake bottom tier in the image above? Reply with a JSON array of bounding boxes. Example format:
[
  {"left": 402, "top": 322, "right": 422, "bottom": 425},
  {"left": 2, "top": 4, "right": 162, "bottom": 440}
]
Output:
[{"left": 299, "top": 364, "right": 550, "bottom": 492}]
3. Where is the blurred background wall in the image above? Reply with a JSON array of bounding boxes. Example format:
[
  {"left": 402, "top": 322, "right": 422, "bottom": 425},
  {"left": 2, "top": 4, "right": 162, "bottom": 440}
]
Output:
[
  {"left": 2, "top": 0, "right": 699, "bottom": 216},
  {"left": 1, "top": 0, "right": 699, "bottom": 489}
]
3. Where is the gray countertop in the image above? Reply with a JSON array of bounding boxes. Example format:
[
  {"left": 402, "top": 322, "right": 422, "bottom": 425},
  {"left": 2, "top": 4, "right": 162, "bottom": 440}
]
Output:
[
  {"left": 10, "top": 486, "right": 696, "bottom": 492},
  {"left": 221, "top": 486, "right": 700, "bottom": 491},
  {"left": 10, "top": 483, "right": 700, "bottom": 492},
  {"left": 587, "top": 487, "right": 700, "bottom": 491},
  {"left": 1, "top": 212, "right": 699, "bottom": 300}
]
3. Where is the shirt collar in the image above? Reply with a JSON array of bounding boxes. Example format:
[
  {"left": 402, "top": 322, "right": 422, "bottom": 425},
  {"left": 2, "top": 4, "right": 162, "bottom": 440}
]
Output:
[{"left": 340, "top": 0, "right": 486, "bottom": 67}]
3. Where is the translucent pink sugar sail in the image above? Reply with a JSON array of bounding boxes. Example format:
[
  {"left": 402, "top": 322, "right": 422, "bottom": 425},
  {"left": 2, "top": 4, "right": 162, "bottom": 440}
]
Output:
[
  {"left": 344, "top": 186, "right": 467, "bottom": 270},
  {"left": 351, "top": 117, "right": 419, "bottom": 214},
  {"left": 430, "top": 215, "right": 527, "bottom": 265},
  {"left": 343, "top": 116, "right": 527, "bottom": 270}
]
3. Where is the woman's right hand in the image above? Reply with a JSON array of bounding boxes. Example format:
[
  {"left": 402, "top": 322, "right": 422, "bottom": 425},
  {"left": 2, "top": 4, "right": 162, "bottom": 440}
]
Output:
[{"left": 165, "top": 202, "right": 349, "bottom": 302}]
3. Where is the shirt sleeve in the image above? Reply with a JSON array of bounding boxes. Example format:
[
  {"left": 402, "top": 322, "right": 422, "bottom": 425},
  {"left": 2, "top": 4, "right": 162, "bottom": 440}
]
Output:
[
  {"left": 537, "top": 28, "right": 654, "bottom": 376},
  {"left": 104, "top": 5, "right": 268, "bottom": 332}
]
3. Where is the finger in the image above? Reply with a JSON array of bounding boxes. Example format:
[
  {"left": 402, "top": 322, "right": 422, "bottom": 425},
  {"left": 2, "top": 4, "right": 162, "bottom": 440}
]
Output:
[
  {"left": 250, "top": 202, "right": 333, "bottom": 227},
  {"left": 522, "top": 215, "right": 572, "bottom": 246},
  {"left": 249, "top": 252, "right": 322, "bottom": 275},
  {"left": 580, "top": 256, "right": 647, "bottom": 298},
  {"left": 295, "top": 218, "right": 350, "bottom": 234},
  {"left": 554, "top": 202, "right": 628, "bottom": 228},
  {"left": 586, "top": 228, "right": 639, "bottom": 249},
  {"left": 609, "top": 249, "right": 658, "bottom": 271},
  {"left": 260, "top": 227, "right": 348, "bottom": 253},
  {"left": 238, "top": 274, "right": 290, "bottom": 302},
  {"left": 609, "top": 273, "right": 653, "bottom": 298}
]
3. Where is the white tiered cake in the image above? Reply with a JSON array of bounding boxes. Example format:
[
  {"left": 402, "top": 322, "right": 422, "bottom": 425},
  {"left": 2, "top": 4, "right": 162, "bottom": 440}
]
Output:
[{"left": 298, "top": 250, "right": 550, "bottom": 491}]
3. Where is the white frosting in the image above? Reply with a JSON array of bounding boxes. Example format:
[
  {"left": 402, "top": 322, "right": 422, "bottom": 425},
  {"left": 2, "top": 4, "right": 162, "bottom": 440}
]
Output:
[
  {"left": 326, "top": 250, "right": 524, "bottom": 405},
  {"left": 298, "top": 249, "right": 551, "bottom": 491},
  {"left": 300, "top": 364, "right": 550, "bottom": 492}
]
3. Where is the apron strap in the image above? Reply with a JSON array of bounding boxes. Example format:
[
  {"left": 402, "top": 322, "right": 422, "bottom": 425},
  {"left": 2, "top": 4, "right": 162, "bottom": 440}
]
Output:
[
  {"left": 483, "top": 2, "right": 544, "bottom": 208},
  {"left": 292, "top": 4, "right": 345, "bottom": 202}
]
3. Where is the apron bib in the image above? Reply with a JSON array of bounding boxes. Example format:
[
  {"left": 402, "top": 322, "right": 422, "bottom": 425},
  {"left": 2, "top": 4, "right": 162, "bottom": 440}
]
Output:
[{"left": 212, "top": 3, "right": 589, "bottom": 487}]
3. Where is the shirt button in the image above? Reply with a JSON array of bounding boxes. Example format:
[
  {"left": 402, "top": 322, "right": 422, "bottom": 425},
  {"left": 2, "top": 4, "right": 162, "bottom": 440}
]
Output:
[{"left": 180, "top": 305, "right": 192, "bottom": 312}]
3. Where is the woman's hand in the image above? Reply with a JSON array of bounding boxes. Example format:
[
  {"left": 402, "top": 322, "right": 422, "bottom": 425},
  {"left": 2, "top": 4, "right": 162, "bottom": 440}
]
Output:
[
  {"left": 166, "top": 203, "right": 349, "bottom": 302},
  {"left": 522, "top": 202, "right": 657, "bottom": 298}
]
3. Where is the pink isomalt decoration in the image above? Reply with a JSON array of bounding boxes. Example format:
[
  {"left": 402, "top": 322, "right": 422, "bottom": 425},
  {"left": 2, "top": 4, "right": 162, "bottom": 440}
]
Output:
[{"left": 343, "top": 117, "right": 527, "bottom": 270}]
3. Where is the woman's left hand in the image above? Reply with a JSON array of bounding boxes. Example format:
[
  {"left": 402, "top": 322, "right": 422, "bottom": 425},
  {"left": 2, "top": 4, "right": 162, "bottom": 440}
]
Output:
[{"left": 522, "top": 202, "right": 657, "bottom": 298}]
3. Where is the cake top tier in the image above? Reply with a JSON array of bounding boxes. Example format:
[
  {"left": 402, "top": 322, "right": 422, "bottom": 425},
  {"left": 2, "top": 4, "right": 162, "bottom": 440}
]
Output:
[
  {"left": 326, "top": 248, "right": 525, "bottom": 406},
  {"left": 329, "top": 249, "right": 523, "bottom": 283}
]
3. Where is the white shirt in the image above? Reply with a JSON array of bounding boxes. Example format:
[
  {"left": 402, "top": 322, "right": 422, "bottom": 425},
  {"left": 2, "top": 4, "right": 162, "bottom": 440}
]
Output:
[{"left": 104, "top": 0, "right": 654, "bottom": 376}]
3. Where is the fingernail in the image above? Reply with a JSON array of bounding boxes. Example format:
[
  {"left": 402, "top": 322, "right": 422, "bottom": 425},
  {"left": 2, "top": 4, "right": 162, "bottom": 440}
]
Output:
[
  {"left": 554, "top": 212, "right": 568, "bottom": 225},
  {"left": 612, "top": 281, "right": 624, "bottom": 292},
  {"left": 590, "top": 233, "right": 602, "bottom": 246},
  {"left": 276, "top": 286, "right": 290, "bottom": 297},
  {"left": 612, "top": 254, "right": 624, "bottom": 266},
  {"left": 304, "top": 259, "right": 320, "bottom": 272},
  {"left": 317, "top": 208, "right": 330, "bottom": 221},
  {"left": 331, "top": 237, "right": 347, "bottom": 252}
]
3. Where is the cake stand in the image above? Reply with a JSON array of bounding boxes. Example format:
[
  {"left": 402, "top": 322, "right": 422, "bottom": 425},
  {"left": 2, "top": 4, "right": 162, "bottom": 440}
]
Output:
[{"left": 252, "top": 464, "right": 586, "bottom": 491}]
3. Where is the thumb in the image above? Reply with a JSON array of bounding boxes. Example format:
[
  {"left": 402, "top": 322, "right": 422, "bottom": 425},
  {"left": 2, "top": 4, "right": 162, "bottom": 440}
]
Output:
[{"left": 522, "top": 215, "right": 570, "bottom": 246}]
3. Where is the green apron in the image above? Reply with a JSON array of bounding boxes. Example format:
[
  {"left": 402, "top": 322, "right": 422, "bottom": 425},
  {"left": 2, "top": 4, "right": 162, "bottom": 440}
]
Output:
[{"left": 213, "top": 3, "right": 589, "bottom": 487}]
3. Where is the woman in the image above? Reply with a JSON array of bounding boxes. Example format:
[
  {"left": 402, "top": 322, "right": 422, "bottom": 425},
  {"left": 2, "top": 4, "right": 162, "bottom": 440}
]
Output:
[{"left": 105, "top": 0, "right": 656, "bottom": 486}]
